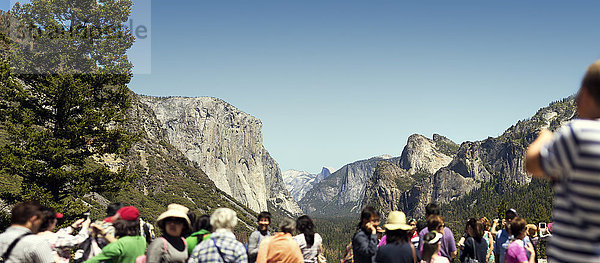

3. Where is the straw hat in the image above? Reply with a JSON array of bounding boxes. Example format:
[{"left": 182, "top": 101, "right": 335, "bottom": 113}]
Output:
[
  {"left": 383, "top": 211, "right": 413, "bottom": 231},
  {"left": 156, "top": 204, "right": 191, "bottom": 229}
]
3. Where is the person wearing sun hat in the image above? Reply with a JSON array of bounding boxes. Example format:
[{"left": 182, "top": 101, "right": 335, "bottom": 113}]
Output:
[
  {"left": 421, "top": 232, "right": 448, "bottom": 263},
  {"left": 146, "top": 203, "right": 191, "bottom": 263},
  {"left": 374, "top": 211, "right": 417, "bottom": 263},
  {"left": 85, "top": 206, "right": 146, "bottom": 263}
]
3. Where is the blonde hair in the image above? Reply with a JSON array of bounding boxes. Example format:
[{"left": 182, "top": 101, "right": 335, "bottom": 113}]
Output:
[{"left": 210, "top": 208, "right": 238, "bottom": 231}]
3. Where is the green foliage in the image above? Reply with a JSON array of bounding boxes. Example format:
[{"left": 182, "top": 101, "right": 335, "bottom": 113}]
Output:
[
  {"left": 9, "top": 0, "right": 134, "bottom": 75},
  {"left": 441, "top": 177, "right": 553, "bottom": 258},
  {"left": 0, "top": 0, "right": 137, "bottom": 219},
  {"left": 435, "top": 140, "right": 460, "bottom": 156},
  {"left": 314, "top": 216, "right": 357, "bottom": 263}
]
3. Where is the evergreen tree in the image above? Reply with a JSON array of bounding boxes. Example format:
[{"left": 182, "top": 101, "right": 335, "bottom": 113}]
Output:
[{"left": 0, "top": 0, "right": 136, "bottom": 217}]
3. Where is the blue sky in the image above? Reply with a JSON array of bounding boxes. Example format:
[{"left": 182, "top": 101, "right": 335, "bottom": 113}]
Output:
[{"left": 5, "top": 1, "right": 600, "bottom": 174}]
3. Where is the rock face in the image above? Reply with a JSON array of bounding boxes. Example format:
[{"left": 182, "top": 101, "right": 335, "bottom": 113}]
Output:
[
  {"left": 361, "top": 135, "right": 456, "bottom": 218},
  {"left": 361, "top": 97, "right": 577, "bottom": 219},
  {"left": 299, "top": 155, "right": 398, "bottom": 215},
  {"left": 112, "top": 93, "right": 259, "bottom": 229},
  {"left": 399, "top": 134, "right": 456, "bottom": 174},
  {"left": 282, "top": 167, "right": 334, "bottom": 202},
  {"left": 138, "top": 96, "right": 301, "bottom": 215}
]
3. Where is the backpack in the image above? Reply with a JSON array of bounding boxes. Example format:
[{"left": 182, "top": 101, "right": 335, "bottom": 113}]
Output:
[
  {"left": 135, "top": 237, "right": 187, "bottom": 263},
  {"left": 341, "top": 241, "right": 353, "bottom": 263}
]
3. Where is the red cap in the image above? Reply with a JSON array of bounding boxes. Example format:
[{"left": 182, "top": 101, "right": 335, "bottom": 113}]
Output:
[
  {"left": 56, "top": 213, "right": 64, "bottom": 219},
  {"left": 116, "top": 206, "right": 139, "bottom": 221}
]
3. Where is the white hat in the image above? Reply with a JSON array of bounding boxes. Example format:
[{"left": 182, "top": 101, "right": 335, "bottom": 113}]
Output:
[{"left": 156, "top": 204, "right": 191, "bottom": 229}]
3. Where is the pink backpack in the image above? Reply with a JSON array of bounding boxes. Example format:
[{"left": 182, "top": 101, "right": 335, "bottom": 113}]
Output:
[{"left": 136, "top": 237, "right": 187, "bottom": 263}]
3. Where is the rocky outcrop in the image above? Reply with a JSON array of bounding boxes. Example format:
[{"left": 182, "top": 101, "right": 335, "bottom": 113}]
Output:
[
  {"left": 283, "top": 167, "right": 334, "bottom": 201},
  {"left": 138, "top": 96, "right": 301, "bottom": 215},
  {"left": 299, "top": 155, "right": 397, "bottom": 215},
  {"left": 399, "top": 134, "right": 456, "bottom": 174},
  {"left": 360, "top": 97, "right": 577, "bottom": 219}
]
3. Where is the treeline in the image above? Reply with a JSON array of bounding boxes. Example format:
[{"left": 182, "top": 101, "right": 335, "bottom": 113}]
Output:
[{"left": 314, "top": 216, "right": 357, "bottom": 263}]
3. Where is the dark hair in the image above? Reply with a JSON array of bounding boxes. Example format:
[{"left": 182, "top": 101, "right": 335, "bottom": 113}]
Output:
[
  {"left": 509, "top": 217, "right": 528, "bottom": 238},
  {"left": 189, "top": 213, "right": 211, "bottom": 233},
  {"left": 357, "top": 206, "right": 379, "bottom": 231},
  {"left": 425, "top": 203, "right": 440, "bottom": 216},
  {"left": 106, "top": 203, "right": 125, "bottom": 217},
  {"left": 296, "top": 215, "right": 316, "bottom": 247},
  {"left": 39, "top": 207, "right": 57, "bottom": 232},
  {"left": 466, "top": 218, "right": 484, "bottom": 241},
  {"left": 416, "top": 220, "right": 427, "bottom": 233},
  {"left": 114, "top": 219, "right": 140, "bottom": 237},
  {"left": 505, "top": 209, "right": 518, "bottom": 221},
  {"left": 422, "top": 232, "right": 440, "bottom": 262},
  {"left": 582, "top": 60, "right": 600, "bottom": 104},
  {"left": 257, "top": 211, "right": 271, "bottom": 222},
  {"left": 386, "top": 229, "right": 410, "bottom": 244},
  {"left": 11, "top": 201, "right": 42, "bottom": 225},
  {"left": 426, "top": 215, "right": 443, "bottom": 232}
]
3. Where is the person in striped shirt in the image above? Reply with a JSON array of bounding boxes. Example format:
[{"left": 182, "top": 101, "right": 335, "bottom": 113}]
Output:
[{"left": 526, "top": 59, "right": 600, "bottom": 262}]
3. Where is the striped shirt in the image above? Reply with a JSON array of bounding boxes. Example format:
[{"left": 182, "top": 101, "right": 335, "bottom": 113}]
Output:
[
  {"left": 188, "top": 230, "right": 247, "bottom": 263},
  {"left": 540, "top": 119, "right": 600, "bottom": 262}
]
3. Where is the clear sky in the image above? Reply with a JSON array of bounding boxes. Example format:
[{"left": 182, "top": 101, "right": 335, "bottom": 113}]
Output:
[{"left": 5, "top": 1, "right": 600, "bottom": 174}]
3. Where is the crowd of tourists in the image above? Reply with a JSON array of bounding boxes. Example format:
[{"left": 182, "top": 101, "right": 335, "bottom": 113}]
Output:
[
  {"left": 347, "top": 204, "right": 551, "bottom": 263},
  {"left": 0, "top": 201, "right": 326, "bottom": 263},
  {"left": 0, "top": 200, "right": 556, "bottom": 263}
]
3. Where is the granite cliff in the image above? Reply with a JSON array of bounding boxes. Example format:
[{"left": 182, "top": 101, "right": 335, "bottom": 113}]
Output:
[
  {"left": 362, "top": 97, "right": 576, "bottom": 218},
  {"left": 138, "top": 96, "right": 302, "bottom": 215},
  {"left": 299, "top": 155, "right": 400, "bottom": 215},
  {"left": 283, "top": 167, "right": 335, "bottom": 202}
]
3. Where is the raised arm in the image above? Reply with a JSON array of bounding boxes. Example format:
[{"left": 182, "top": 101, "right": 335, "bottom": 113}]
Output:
[{"left": 525, "top": 129, "right": 554, "bottom": 178}]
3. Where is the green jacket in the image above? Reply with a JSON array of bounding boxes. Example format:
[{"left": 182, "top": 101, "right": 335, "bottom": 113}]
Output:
[
  {"left": 186, "top": 230, "right": 211, "bottom": 255},
  {"left": 85, "top": 235, "right": 146, "bottom": 263}
]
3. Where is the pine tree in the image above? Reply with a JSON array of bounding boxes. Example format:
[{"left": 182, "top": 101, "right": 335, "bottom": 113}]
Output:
[{"left": 0, "top": 0, "right": 137, "bottom": 217}]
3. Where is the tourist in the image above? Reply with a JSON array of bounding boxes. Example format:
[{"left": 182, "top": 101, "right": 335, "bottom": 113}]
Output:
[
  {"left": 458, "top": 218, "right": 487, "bottom": 263},
  {"left": 85, "top": 206, "right": 146, "bottom": 263},
  {"left": 146, "top": 204, "right": 191, "bottom": 262},
  {"left": 417, "top": 203, "right": 456, "bottom": 261},
  {"left": 37, "top": 207, "right": 91, "bottom": 263},
  {"left": 504, "top": 218, "right": 535, "bottom": 263},
  {"left": 479, "top": 217, "right": 494, "bottom": 263},
  {"left": 293, "top": 215, "right": 323, "bottom": 263},
  {"left": 186, "top": 213, "right": 211, "bottom": 255},
  {"left": 188, "top": 208, "right": 247, "bottom": 263},
  {"left": 525, "top": 59, "right": 600, "bottom": 263},
  {"left": 421, "top": 232, "right": 449, "bottom": 263},
  {"left": 248, "top": 211, "right": 271, "bottom": 263},
  {"left": 352, "top": 206, "right": 380, "bottom": 263},
  {"left": 493, "top": 208, "right": 517, "bottom": 263},
  {"left": 374, "top": 211, "right": 417, "bottom": 263},
  {"left": 0, "top": 201, "right": 54, "bottom": 263},
  {"left": 257, "top": 217, "right": 303, "bottom": 263}
]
